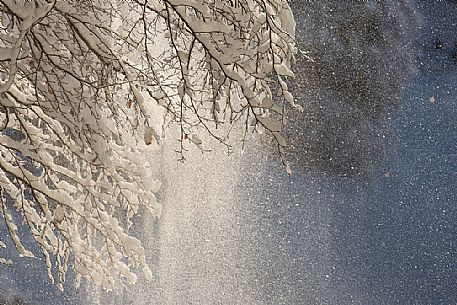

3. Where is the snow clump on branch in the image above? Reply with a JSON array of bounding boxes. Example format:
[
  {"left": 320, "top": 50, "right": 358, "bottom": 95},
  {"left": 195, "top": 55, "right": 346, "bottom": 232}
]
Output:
[{"left": 0, "top": 0, "right": 298, "bottom": 290}]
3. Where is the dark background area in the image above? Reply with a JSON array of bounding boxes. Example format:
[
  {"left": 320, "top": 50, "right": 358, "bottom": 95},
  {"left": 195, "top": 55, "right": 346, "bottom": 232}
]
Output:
[{"left": 237, "top": 1, "right": 456, "bottom": 304}]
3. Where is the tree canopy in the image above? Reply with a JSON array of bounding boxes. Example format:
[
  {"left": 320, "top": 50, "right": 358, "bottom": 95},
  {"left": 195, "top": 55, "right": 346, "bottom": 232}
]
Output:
[{"left": 0, "top": 0, "right": 297, "bottom": 290}]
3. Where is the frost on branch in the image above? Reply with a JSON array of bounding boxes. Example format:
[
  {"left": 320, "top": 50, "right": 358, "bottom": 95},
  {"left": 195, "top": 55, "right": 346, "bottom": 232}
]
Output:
[
  {"left": 155, "top": 0, "right": 300, "bottom": 161},
  {"left": 0, "top": 0, "right": 297, "bottom": 290}
]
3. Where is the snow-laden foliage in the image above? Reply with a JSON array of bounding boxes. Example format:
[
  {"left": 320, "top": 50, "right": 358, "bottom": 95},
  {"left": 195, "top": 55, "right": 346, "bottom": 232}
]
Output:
[{"left": 0, "top": 0, "right": 297, "bottom": 290}]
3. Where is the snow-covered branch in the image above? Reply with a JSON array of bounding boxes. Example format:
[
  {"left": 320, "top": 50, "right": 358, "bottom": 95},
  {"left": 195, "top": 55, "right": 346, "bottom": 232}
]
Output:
[{"left": 0, "top": 0, "right": 297, "bottom": 290}]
